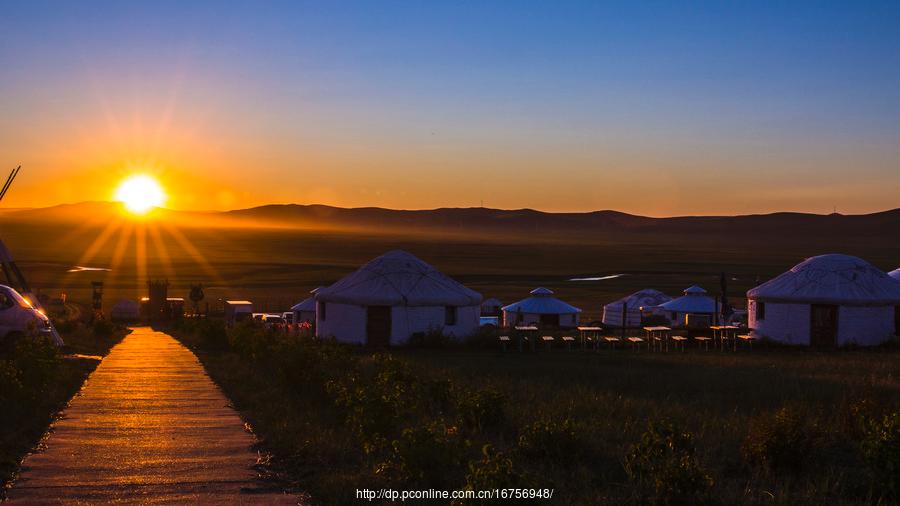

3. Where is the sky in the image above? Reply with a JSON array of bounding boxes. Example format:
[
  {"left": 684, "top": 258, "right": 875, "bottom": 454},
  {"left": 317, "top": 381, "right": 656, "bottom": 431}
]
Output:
[{"left": 1, "top": 1, "right": 899, "bottom": 216}]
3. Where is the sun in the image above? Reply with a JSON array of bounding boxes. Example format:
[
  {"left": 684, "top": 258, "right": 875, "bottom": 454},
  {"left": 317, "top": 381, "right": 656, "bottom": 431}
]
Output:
[{"left": 114, "top": 175, "right": 166, "bottom": 214}]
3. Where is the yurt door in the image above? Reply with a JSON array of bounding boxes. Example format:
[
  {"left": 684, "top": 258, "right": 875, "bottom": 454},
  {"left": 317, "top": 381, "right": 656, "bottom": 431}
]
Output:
[
  {"left": 366, "top": 306, "right": 392, "bottom": 348},
  {"left": 539, "top": 314, "right": 560, "bottom": 327},
  {"left": 810, "top": 304, "right": 838, "bottom": 348}
]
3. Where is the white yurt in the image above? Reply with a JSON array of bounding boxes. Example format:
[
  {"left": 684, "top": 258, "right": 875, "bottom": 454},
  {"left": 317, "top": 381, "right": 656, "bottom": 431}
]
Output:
[
  {"left": 658, "top": 286, "right": 716, "bottom": 327},
  {"left": 888, "top": 268, "right": 900, "bottom": 281},
  {"left": 602, "top": 289, "right": 672, "bottom": 327},
  {"left": 110, "top": 299, "right": 140, "bottom": 321},
  {"left": 502, "top": 288, "right": 581, "bottom": 328},
  {"left": 315, "top": 250, "right": 482, "bottom": 346},
  {"left": 481, "top": 297, "right": 503, "bottom": 315},
  {"left": 748, "top": 254, "right": 900, "bottom": 347},
  {"left": 291, "top": 287, "right": 322, "bottom": 324}
]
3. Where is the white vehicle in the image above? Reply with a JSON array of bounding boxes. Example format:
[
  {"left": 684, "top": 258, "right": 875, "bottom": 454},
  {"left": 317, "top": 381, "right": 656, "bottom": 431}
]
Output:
[
  {"left": 262, "top": 314, "right": 285, "bottom": 328},
  {"left": 0, "top": 284, "right": 58, "bottom": 345},
  {"left": 223, "top": 300, "right": 253, "bottom": 327}
]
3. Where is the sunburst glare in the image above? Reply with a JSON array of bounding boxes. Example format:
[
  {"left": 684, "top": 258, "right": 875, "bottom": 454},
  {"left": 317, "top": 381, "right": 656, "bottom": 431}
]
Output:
[{"left": 114, "top": 175, "right": 166, "bottom": 214}]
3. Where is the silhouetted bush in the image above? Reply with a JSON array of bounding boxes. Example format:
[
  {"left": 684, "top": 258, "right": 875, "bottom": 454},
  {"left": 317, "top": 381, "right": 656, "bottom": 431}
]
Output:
[
  {"left": 456, "top": 387, "right": 506, "bottom": 433},
  {"left": 742, "top": 406, "right": 822, "bottom": 474},
  {"left": 517, "top": 415, "right": 590, "bottom": 465},
  {"left": 456, "top": 445, "right": 526, "bottom": 504},
  {"left": 859, "top": 411, "right": 899, "bottom": 500},
  {"left": 624, "top": 420, "right": 713, "bottom": 505},
  {"left": 375, "top": 419, "right": 467, "bottom": 488}
]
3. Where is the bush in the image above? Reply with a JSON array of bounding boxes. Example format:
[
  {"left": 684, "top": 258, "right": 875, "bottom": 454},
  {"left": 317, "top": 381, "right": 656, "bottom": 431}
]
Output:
[
  {"left": 859, "top": 411, "right": 899, "bottom": 500},
  {"left": 624, "top": 420, "right": 713, "bottom": 505},
  {"left": 92, "top": 319, "right": 115, "bottom": 339},
  {"left": 406, "top": 327, "right": 454, "bottom": 348},
  {"left": 457, "top": 444, "right": 525, "bottom": 503},
  {"left": 517, "top": 416, "right": 589, "bottom": 464},
  {"left": 375, "top": 420, "right": 467, "bottom": 488},
  {"left": 742, "top": 406, "right": 822, "bottom": 474},
  {"left": 10, "top": 337, "right": 60, "bottom": 401},
  {"left": 456, "top": 387, "right": 506, "bottom": 433}
]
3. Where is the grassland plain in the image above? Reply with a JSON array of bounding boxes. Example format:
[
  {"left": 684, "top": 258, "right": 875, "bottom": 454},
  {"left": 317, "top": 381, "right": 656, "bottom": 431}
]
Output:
[
  {"left": 0, "top": 319, "right": 129, "bottom": 497},
  {"left": 174, "top": 320, "right": 899, "bottom": 505},
  {"left": 5, "top": 213, "right": 900, "bottom": 321}
]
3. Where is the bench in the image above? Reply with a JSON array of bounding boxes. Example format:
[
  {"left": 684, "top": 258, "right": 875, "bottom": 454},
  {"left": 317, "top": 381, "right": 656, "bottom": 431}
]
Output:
[
  {"left": 737, "top": 334, "right": 756, "bottom": 349},
  {"left": 541, "top": 335, "right": 554, "bottom": 350},
  {"left": 694, "top": 336, "right": 712, "bottom": 351},
  {"left": 499, "top": 335, "right": 510, "bottom": 352},
  {"left": 626, "top": 337, "right": 644, "bottom": 350},
  {"left": 671, "top": 335, "right": 688, "bottom": 351},
  {"left": 603, "top": 336, "right": 621, "bottom": 350},
  {"left": 561, "top": 336, "right": 575, "bottom": 351}
]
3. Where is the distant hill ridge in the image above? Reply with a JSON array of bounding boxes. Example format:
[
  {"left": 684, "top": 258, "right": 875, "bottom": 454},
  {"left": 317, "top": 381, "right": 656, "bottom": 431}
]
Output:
[{"left": 2, "top": 201, "right": 898, "bottom": 239}]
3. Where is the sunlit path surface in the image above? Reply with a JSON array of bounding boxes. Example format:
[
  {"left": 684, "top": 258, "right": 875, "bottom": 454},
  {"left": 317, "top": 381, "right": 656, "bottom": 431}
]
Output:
[{"left": 9, "top": 327, "right": 300, "bottom": 504}]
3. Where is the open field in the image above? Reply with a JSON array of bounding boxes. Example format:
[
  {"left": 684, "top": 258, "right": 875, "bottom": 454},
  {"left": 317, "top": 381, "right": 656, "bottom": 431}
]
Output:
[
  {"left": 4, "top": 205, "right": 899, "bottom": 321},
  {"left": 174, "top": 321, "right": 900, "bottom": 505}
]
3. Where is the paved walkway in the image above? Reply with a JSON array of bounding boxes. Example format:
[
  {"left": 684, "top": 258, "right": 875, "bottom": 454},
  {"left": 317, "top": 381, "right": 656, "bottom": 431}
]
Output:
[{"left": 10, "top": 327, "right": 300, "bottom": 504}]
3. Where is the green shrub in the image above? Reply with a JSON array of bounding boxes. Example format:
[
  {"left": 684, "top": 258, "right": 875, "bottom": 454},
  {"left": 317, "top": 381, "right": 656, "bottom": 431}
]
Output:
[
  {"left": 517, "top": 416, "right": 589, "bottom": 464},
  {"left": 742, "top": 406, "right": 822, "bottom": 474},
  {"left": 456, "top": 387, "right": 506, "bottom": 433},
  {"left": 10, "top": 337, "right": 60, "bottom": 400},
  {"left": 461, "top": 444, "right": 524, "bottom": 493},
  {"left": 624, "top": 420, "right": 713, "bottom": 505},
  {"left": 859, "top": 411, "right": 899, "bottom": 500},
  {"left": 92, "top": 319, "right": 115, "bottom": 339},
  {"left": 375, "top": 419, "right": 467, "bottom": 488}
]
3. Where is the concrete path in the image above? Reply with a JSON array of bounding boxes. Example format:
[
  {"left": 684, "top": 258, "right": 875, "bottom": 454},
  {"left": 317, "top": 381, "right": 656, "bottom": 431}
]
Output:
[{"left": 9, "top": 327, "right": 301, "bottom": 504}]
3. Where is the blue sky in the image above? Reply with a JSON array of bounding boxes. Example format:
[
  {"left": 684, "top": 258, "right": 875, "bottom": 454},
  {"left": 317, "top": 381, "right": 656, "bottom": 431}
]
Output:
[{"left": 1, "top": 1, "right": 899, "bottom": 215}]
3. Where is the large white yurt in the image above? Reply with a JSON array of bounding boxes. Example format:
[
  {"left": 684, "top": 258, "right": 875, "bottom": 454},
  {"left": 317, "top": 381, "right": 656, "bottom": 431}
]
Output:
[
  {"left": 748, "top": 254, "right": 900, "bottom": 347},
  {"left": 658, "top": 286, "right": 716, "bottom": 327},
  {"left": 888, "top": 268, "right": 900, "bottom": 282},
  {"left": 315, "top": 250, "right": 482, "bottom": 346},
  {"left": 109, "top": 299, "right": 140, "bottom": 321},
  {"left": 602, "top": 289, "right": 672, "bottom": 327},
  {"left": 291, "top": 287, "right": 322, "bottom": 324},
  {"left": 502, "top": 288, "right": 581, "bottom": 328}
]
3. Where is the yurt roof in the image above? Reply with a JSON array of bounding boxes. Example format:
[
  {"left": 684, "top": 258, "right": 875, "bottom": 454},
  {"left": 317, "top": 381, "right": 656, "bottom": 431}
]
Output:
[
  {"left": 659, "top": 287, "right": 716, "bottom": 313},
  {"left": 315, "top": 250, "right": 482, "bottom": 306},
  {"left": 889, "top": 268, "right": 900, "bottom": 281},
  {"left": 502, "top": 288, "right": 582, "bottom": 314},
  {"left": 748, "top": 254, "right": 900, "bottom": 305},
  {"left": 604, "top": 289, "right": 672, "bottom": 311},
  {"left": 291, "top": 297, "right": 316, "bottom": 312}
]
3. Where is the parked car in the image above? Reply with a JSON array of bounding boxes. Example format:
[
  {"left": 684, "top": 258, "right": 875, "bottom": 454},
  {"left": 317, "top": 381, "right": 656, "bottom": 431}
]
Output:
[
  {"left": 0, "top": 284, "right": 57, "bottom": 346},
  {"left": 262, "top": 314, "right": 285, "bottom": 329}
]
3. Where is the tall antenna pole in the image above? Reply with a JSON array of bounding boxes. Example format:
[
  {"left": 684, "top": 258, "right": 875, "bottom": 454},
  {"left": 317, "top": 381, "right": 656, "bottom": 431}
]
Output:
[{"left": 0, "top": 166, "right": 21, "bottom": 202}]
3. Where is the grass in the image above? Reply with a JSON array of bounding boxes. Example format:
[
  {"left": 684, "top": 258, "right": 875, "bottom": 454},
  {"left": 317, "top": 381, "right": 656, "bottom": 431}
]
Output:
[
  {"left": 174, "top": 320, "right": 900, "bottom": 505},
  {"left": 0, "top": 320, "right": 129, "bottom": 498}
]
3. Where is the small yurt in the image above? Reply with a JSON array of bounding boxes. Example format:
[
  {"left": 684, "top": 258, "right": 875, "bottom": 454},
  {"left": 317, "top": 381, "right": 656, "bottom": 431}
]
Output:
[
  {"left": 748, "top": 254, "right": 900, "bottom": 347},
  {"left": 110, "top": 299, "right": 140, "bottom": 321},
  {"left": 889, "top": 268, "right": 900, "bottom": 282},
  {"left": 291, "top": 287, "right": 322, "bottom": 325},
  {"left": 658, "top": 286, "right": 716, "bottom": 327},
  {"left": 481, "top": 298, "right": 503, "bottom": 316},
  {"left": 602, "top": 289, "right": 672, "bottom": 327},
  {"left": 315, "top": 250, "right": 482, "bottom": 346},
  {"left": 502, "top": 288, "right": 581, "bottom": 328}
]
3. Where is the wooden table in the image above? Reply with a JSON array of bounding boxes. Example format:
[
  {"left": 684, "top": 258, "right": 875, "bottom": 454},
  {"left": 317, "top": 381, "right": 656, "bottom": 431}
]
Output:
[
  {"left": 710, "top": 325, "right": 739, "bottom": 351},
  {"left": 577, "top": 326, "right": 603, "bottom": 350},
  {"left": 515, "top": 326, "right": 538, "bottom": 352},
  {"left": 644, "top": 326, "right": 672, "bottom": 352}
]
